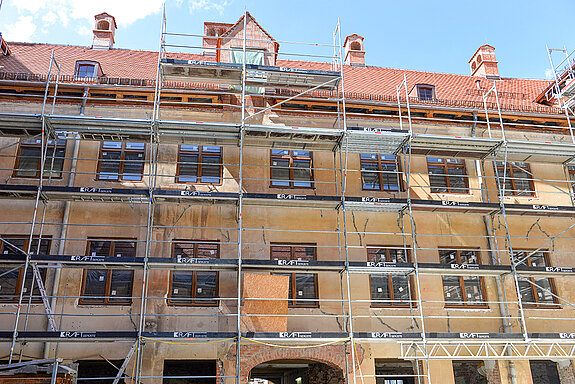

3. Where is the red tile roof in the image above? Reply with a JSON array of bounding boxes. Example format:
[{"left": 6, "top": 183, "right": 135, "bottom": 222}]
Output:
[{"left": 0, "top": 42, "right": 559, "bottom": 115}]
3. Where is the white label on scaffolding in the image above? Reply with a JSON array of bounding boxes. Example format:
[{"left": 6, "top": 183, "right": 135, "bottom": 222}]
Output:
[
  {"left": 450, "top": 254, "right": 455, "bottom": 259},
  {"left": 99, "top": 276, "right": 105, "bottom": 281},
  {"left": 197, "top": 288, "right": 202, "bottom": 293},
  {"left": 3, "top": 250, "right": 7, "bottom": 254},
  {"left": 173, "top": 288, "right": 179, "bottom": 294},
  {"left": 117, "top": 254, "right": 121, "bottom": 257},
  {"left": 210, "top": 250, "right": 215, "bottom": 254},
  {"left": 446, "top": 293, "right": 451, "bottom": 298},
  {"left": 111, "top": 290, "right": 117, "bottom": 296},
  {"left": 533, "top": 262, "right": 537, "bottom": 266},
  {"left": 398, "top": 287, "right": 404, "bottom": 292},
  {"left": 377, "top": 287, "right": 383, "bottom": 293},
  {"left": 467, "top": 293, "right": 472, "bottom": 298},
  {"left": 273, "top": 161, "right": 278, "bottom": 166},
  {"left": 0, "top": 285, "right": 2, "bottom": 290},
  {"left": 22, "top": 287, "right": 27, "bottom": 293},
  {"left": 298, "top": 291, "right": 303, "bottom": 296},
  {"left": 92, "top": 252, "right": 96, "bottom": 256},
  {"left": 138, "top": 153, "right": 142, "bottom": 157},
  {"left": 103, "top": 152, "right": 107, "bottom": 155}
]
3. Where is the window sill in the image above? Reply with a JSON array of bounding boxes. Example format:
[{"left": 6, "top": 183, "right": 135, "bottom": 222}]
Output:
[
  {"left": 444, "top": 304, "right": 489, "bottom": 310},
  {"left": 78, "top": 301, "right": 132, "bottom": 306},
  {"left": 371, "top": 304, "right": 417, "bottom": 309}
]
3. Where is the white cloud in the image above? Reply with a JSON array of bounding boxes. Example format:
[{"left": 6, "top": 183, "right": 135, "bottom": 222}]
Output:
[
  {"left": 189, "top": 0, "right": 230, "bottom": 14},
  {"left": 4, "top": 15, "right": 37, "bottom": 42}
]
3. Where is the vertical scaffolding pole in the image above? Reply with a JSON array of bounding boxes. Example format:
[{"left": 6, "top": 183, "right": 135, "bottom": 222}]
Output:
[
  {"left": 235, "top": 11, "right": 248, "bottom": 384},
  {"left": 334, "top": 18, "right": 359, "bottom": 384},
  {"left": 134, "top": 4, "right": 165, "bottom": 381},
  {"left": 546, "top": 45, "right": 575, "bottom": 144},
  {"left": 397, "top": 76, "right": 430, "bottom": 384},
  {"left": 8, "top": 51, "right": 59, "bottom": 364}
]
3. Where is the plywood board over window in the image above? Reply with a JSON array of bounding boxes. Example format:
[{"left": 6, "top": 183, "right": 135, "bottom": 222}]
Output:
[{"left": 242, "top": 273, "right": 289, "bottom": 332}]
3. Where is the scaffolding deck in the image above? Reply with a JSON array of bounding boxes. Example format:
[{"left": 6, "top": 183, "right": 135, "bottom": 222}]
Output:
[{"left": 160, "top": 59, "right": 341, "bottom": 90}]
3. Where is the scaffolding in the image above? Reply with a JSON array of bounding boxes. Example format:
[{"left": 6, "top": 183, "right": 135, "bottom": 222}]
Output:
[{"left": 0, "top": 8, "right": 575, "bottom": 384}]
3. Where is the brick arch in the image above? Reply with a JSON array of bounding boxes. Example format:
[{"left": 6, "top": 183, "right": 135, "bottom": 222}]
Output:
[{"left": 229, "top": 343, "right": 364, "bottom": 383}]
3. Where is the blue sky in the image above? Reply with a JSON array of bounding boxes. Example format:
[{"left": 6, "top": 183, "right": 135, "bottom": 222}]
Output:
[{"left": 2, "top": 0, "right": 574, "bottom": 79}]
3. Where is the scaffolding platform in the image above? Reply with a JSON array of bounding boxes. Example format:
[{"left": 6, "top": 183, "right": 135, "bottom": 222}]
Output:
[
  {"left": 160, "top": 59, "right": 341, "bottom": 90},
  {"left": 243, "top": 192, "right": 342, "bottom": 209},
  {"left": 343, "top": 127, "right": 410, "bottom": 154},
  {"left": 245, "top": 124, "right": 342, "bottom": 151},
  {"left": 409, "top": 135, "right": 502, "bottom": 159},
  {"left": 499, "top": 139, "right": 575, "bottom": 164},
  {"left": 0, "top": 113, "right": 43, "bottom": 137}
]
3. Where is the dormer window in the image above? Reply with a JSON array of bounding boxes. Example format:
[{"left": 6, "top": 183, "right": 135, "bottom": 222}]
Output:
[
  {"left": 75, "top": 61, "right": 99, "bottom": 79},
  {"left": 97, "top": 20, "right": 110, "bottom": 30},
  {"left": 417, "top": 85, "right": 435, "bottom": 101}
]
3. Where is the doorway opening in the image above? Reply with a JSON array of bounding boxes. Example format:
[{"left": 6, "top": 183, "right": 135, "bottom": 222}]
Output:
[{"left": 249, "top": 359, "right": 344, "bottom": 384}]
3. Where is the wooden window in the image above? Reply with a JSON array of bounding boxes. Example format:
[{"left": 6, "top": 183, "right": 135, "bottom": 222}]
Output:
[
  {"left": 360, "top": 154, "right": 401, "bottom": 191},
  {"left": 495, "top": 161, "right": 535, "bottom": 196},
  {"left": 169, "top": 241, "right": 219, "bottom": 306},
  {"left": 439, "top": 249, "right": 487, "bottom": 307},
  {"left": 368, "top": 247, "right": 413, "bottom": 307},
  {"left": 417, "top": 85, "right": 435, "bottom": 101},
  {"left": 271, "top": 244, "right": 318, "bottom": 308},
  {"left": 13, "top": 138, "right": 66, "bottom": 178},
  {"left": 0, "top": 235, "right": 50, "bottom": 303},
  {"left": 176, "top": 145, "right": 222, "bottom": 184},
  {"left": 427, "top": 157, "right": 469, "bottom": 194},
  {"left": 75, "top": 62, "right": 98, "bottom": 78},
  {"left": 568, "top": 165, "right": 575, "bottom": 197},
  {"left": 97, "top": 142, "right": 145, "bottom": 181},
  {"left": 270, "top": 150, "right": 313, "bottom": 188},
  {"left": 514, "top": 250, "right": 558, "bottom": 308},
  {"left": 80, "top": 239, "right": 135, "bottom": 305}
]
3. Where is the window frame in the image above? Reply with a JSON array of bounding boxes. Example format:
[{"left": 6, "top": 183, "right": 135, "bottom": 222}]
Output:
[
  {"left": 416, "top": 85, "right": 435, "bottom": 101},
  {"left": 270, "top": 243, "right": 319, "bottom": 308},
  {"left": 427, "top": 157, "right": 469, "bottom": 194},
  {"left": 96, "top": 142, "right": 146, "bottom": 182},
  {"left": 176, "top": 145, "right": 223, "bottom": 185},
  {"left": 367, "top": 246, "right": 414, "bottom": 308},
  {"left": 168, "top": 240, "right": 220, "bottom": 307},
  {"left": 439, "top": 248, "right": 488, "bottom": 308},
  {"left": 270, "top": 150, "right": 314, "bottom": 189},
  {"left": 514, "top": 249, "right": 559, "bottom": 308},
  {"left": 79, "top": 238, "right": 136, "bottom": 305},
  {"left": 0, "top": 235, "right": 50, "bottom": 303},
  {"left": 495, "top": 161, "right": 536, "bottom": 197},
  {"left": 360, "top": 154, "right": 403, "bottom": 192},
  {"left": 13, "top": 138, "right": 66, "bottom": 179},
  {"left": 74, "top": 61, "right": 99, "bottom": 79}
]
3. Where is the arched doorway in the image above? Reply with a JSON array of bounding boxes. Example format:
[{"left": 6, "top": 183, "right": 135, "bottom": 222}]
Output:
[{"left": 249, "top": 359, "right": 344, "bottom": 384}]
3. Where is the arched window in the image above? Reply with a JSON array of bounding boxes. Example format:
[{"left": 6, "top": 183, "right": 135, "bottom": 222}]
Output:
[
  {"left": 97, "top": 20, "right": 110, "bottom": 31},
  {"left": 207, "top": 28, "right": 216, "bottom": 37},
  {"left": 471, "top": 62, "right": 477, "bottom": 71},
  {"left": 350, "top": 41, "right": 361, "bottom": 51},
  {"left": 477, "top": 55, "right": 482, "bottom": 64}
]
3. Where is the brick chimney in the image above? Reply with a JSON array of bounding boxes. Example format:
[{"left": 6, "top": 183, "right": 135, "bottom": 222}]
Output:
[
  {"left": 344, "top": 34, "right": 365, "bottom": 67},
  {"left": 92, "top": 12, "right": 117, "bottom": 50},
  {"left": 203, "top": 22, "right": 233, "bottom": 57},
  {"left": 469, "top": 44, "right": 500, "bottom": 80}
]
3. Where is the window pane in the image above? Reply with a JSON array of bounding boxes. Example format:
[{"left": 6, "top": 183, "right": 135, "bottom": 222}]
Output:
[
  {"left": 113, "top": 242, "right": 136, "bottom": 258},
  {"left": 392, "top": 276, "right": 410, "bottom": 303},
  {"left": 22, "top": 268, "right": 46, "bottom": 300},
  {"left": 171, "top": 271, "right": 193, "bottom": 304},
  {"left": 200, "top": 155, "right": 221, "bottom": 183},
  {"left": 442, "top": 276, "right": 463, "bottom": 302},
  {"left": 389, "top": 249, "right": 408, "bottom": 263},
  {"left": 103, "top": 142, "right": 122, "bottom": 149},
  {"left": 178, "top": 154, "right": 198, "bottom": 183},
  {"left": 371, "top": 275, "right": 390, "bottom": 304},
  {"left": 174, "top": 243, "right": 195, "bottom": 258},
  {"left": 44, "top": 147, "right": 65, "bottom": 178},
  {"left": 0, "top": 268, "right": 19, "bottom": 301},
  {"left": 83, "top": 269, "right": 107, "bottom": 300},
  {"left": 381, "top": 163, "right": 399, "bottom": 191},
  {"left": 197, "top": 243, "right": 218, "bottom": 259},
  {"left": 15, "top": 147, "right": 40, "bottom": 177},
  {"left": 463, "top": 277, "right": 484, "bottom": 304},
  {"left": 2, "top": 238, "right": 26, "bottom": 255},
  {"left": 519, "top": 281, "right": 536, "bottom": 304},
  {"left": 459, "top": 250, "right": 478, "bottom": 264},
  {"left": 368, "top": 248, "right": 387, "bottom": 262},
  {"left": 271, "top": 159, "right": 290, "bottom": 186},
  {"left": 439, "top": 250, "right": 457, "bottom": 265},
  {"left": 447, "top": 167, "right": 468, "bottom": 193},
  {"left": 533, "top": 277, "right": 555, "bottom": 304},
  {"left": 99, "top": 151, "right": 121, "bottom": 180},
  {"left": 293, "top": 246, "right": 315, "bottom": 260},
  {"left": 271, "top": 246, "right": 291, "bottom": 260},
  {"left": 195, "top": 272, "right": 217, "bottom": 304},
  {"left": 293, "top": 160, "right": 312, "bottom": 187},
  {"left": 294, "top": 273, "right": 316, "bottom": 306},
  {"left": 89, "top": 241, "right": 111, "bottom": 257},
  {"left": 123, "top": 152, "right": 144, "bottom": 181},
  {"left": 109, "top": 270, "right": 133, "bottom": 303},
  {"left": 512, "top": 168, "right": 533, "bottom": 196},
  {"left": 361, "top": 162, "right": 380, "bottom": 190},
  {"left": 429, "top": 165, "right": 448, "bottom": 193},
  {"left": 126, "top": 143, "right": 145, "bottom": 150}
]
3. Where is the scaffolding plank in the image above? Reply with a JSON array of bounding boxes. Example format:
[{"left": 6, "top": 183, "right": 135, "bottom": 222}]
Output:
[
  {"left": 46, "top": 115, "right": 152, "bottom": 142},
  {"left": 157, "top": 120, "right": 240, "bottom": 146},
  {"left": 410, "top": 135, "right": 502, "bottom": 159},
  {"left": 343, "top": 127, "right": 409, "bottom": 155},
  {"left": 244, "top": 124, "right": 342, "bottom": 151},
  {"left": 243, "top": 193, "right": 341, "bottom": 209},
  {"left": 161, "top": 59, "right": 341, "bottom": 90},
  {"left": 0, "top": 113, "right": 43, "bottom": 137},
  {"left": 500, "top": 139, "right": 575, "bottom": 164}
]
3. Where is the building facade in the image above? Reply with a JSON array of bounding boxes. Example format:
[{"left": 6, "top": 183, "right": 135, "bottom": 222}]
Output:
[{"left": 0, "top": 10, "right": 575, "bottom": 384}]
